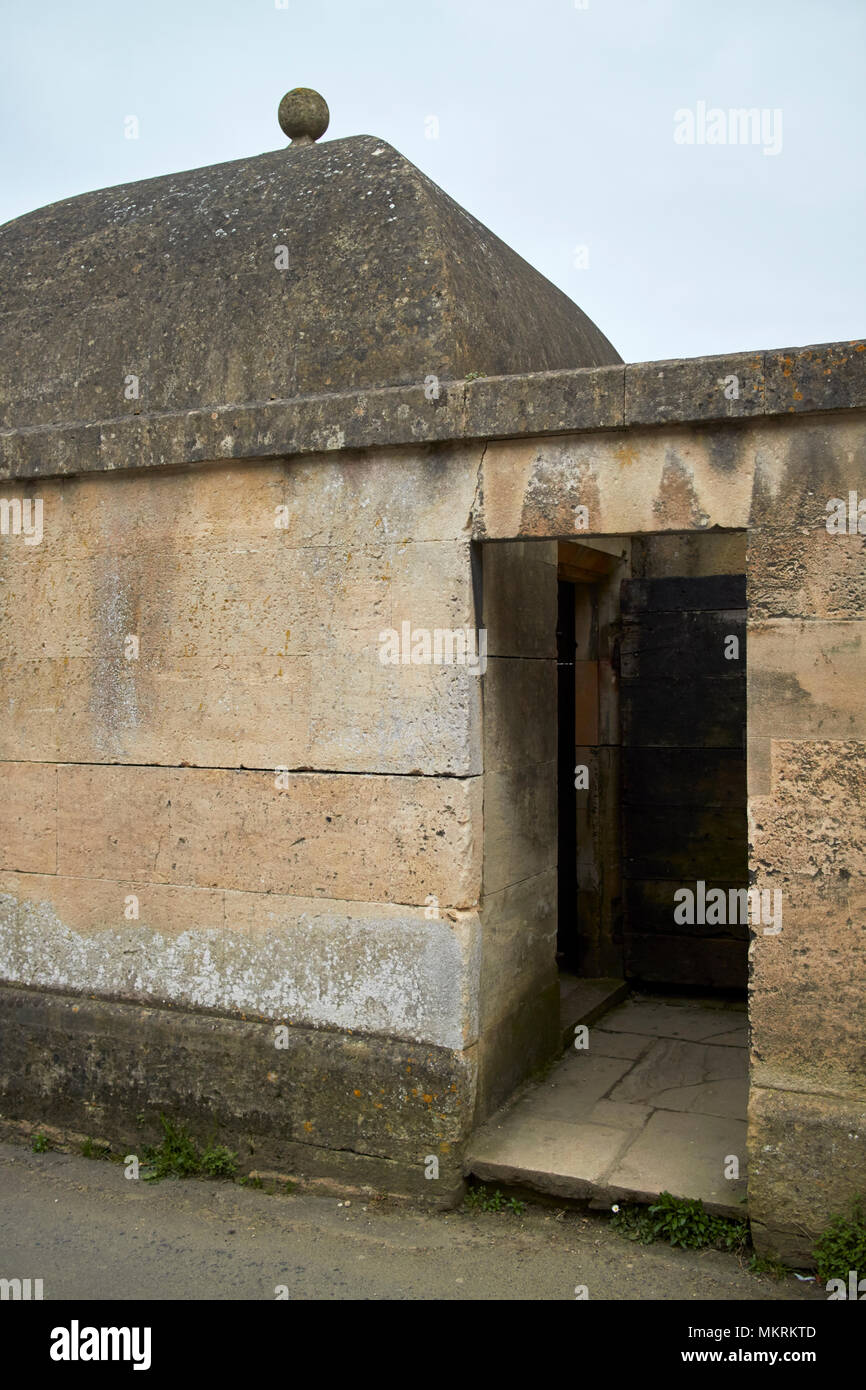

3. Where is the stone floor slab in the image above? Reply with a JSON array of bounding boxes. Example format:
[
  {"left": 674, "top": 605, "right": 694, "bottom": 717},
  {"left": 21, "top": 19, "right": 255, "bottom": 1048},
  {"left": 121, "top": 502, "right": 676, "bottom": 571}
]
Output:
[
  {"left": 467, "top": 1117, "right": 631, "bottom": 1198},
  {"left": 549, "top": 1051, "right": 634, "bottom": 1094},
  {"left": 589, "top": 1099, "right": 653, "bottom": 1130},
  {"left": 609, "top": 1038, "right": 746, "bottom": 1105},
  {"left": 606, "top": 1110, "right": 748, "bottom": 1214},
  {"left": 597, "top": 997, "right": 747, "bottom": 1043},
  {"left": 588, "top": 1029, "right": 653, "bottom": 1060},
  {"left": 703, "top": 1026, "right": 749, "bottom": 1047},
  {"left": 652, "top": 1078, "right": 749, "bottom": 1119}
]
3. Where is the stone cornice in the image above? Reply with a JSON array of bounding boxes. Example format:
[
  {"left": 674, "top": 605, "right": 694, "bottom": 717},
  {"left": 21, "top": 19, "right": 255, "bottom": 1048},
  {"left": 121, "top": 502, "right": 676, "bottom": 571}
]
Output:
[{"left": 1, "top": 340, "right": 863, "bottom": 482}]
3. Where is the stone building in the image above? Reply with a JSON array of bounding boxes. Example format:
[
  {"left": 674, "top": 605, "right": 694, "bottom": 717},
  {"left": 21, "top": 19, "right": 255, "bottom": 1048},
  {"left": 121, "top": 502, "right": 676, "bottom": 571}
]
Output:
[{"left": 0, "top": 89, "right": 863, "bottom": 1265}]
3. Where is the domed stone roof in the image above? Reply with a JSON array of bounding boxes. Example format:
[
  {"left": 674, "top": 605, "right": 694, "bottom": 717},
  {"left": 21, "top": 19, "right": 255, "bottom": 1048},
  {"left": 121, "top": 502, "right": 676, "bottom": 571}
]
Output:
[{"left": 0, "top": 119, "right": 621, "bottom": 433}]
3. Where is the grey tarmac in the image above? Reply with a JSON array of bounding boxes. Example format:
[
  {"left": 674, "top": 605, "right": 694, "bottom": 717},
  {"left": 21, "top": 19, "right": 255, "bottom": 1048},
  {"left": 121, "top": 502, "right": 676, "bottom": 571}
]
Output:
[{"left": 0, "top": 1142, "right": 824, "bottom": 1303}]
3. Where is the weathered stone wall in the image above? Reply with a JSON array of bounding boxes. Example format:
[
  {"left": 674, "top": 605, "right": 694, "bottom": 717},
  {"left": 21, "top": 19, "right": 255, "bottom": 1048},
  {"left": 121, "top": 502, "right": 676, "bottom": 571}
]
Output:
[
  {"left": 745, "top": 413, "right": 866, "bottom": 1262},
  {"left": 0, "top": 442, "right": 489, "bottom": 1196}
]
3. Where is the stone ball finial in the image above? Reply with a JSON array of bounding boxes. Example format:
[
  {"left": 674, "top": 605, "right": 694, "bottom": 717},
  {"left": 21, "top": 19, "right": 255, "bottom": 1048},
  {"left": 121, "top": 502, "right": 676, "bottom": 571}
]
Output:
[{"left": 278, "top": 88, "right": 330, "bottom": 145}]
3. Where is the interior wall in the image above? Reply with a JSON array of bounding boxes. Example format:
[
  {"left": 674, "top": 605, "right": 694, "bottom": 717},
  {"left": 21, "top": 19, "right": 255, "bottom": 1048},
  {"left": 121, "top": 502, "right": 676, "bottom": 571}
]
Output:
[
  {"left": 559, "top": 538, "right": 631, "bottom": 978},
  {"left": 476, "top": 540, "right": 559, "bottom": 1119}
]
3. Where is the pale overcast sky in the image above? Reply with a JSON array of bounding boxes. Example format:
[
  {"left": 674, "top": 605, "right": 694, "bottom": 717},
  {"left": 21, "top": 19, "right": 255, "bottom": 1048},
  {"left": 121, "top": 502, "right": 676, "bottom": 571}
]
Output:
[{"left": 3, "top": 0, "right": 864, "bottom": 363}]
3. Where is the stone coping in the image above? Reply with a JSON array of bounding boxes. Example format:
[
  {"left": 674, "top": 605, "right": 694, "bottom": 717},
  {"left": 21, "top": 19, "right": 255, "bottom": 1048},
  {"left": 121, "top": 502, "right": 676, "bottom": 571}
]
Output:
[{"left": 1, "top": 340, "right": 863, "bottom": 483}]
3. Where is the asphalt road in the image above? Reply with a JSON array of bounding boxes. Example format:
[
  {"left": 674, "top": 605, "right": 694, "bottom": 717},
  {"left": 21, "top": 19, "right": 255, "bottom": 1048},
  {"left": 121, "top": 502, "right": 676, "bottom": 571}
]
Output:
[{"left": 0, "top": 1142, "right": 823, "bottom": 1302}]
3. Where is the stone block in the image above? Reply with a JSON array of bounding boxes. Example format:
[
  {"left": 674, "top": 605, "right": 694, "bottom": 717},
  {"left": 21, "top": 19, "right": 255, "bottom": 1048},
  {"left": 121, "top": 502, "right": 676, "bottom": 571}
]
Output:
[
  {"left": 481, "top": 540, "right": 557, "bottom": 658},
  {"left": 475, "top": 427, "right": 756, "bottom": 540},
  {"left": 749, "top": 741, "right": 866, "bottom": 880},
  {"left": 0, "top": 470, "right": 482, "bottom": 773},
  {"left": 474, "top": 979, "right": 560, "bottom": 1123},
  {"left": 0, "top": 871, "right": 480, "bottom": 1048},
  {"left": 465, "top": 363, "right": 625, "bottom": 437},
  {"left": 748, "top": 413, "right": 866, "bottom": 530},
  {"left": 56, "top": 764, "right": 482, "bottom": 907},
  {"left": 747, "top": 626, "right": 866, "bottom": 795},
  {"left": 625, "top": 352, "right": 765, "bottom": 426},
  {"left": 747, "top": 525, "right": 866, "bottom": 621},
  {"left": 0, "top": 763, "right": 56, "bottom": 873},
  {"left": 748, "top": 872, "right": 866, "bottom": 1091},
  {"left": 478, "top": 868, "right": 557, "bottom": 1032},
  {"left": 0, "top": 984, "right": 476, "bottom": 1199},
  {"left": 748, "top": 1085, "right": 866, "bottom": 1266},
  {"left": 482, "top": 762, "right": 556, "bottom": 895},
  {"left": 763, "top": 342, "right": 866, "bottom": 417},
  {"left": 481, "top": 656, "right": 555, "bottom": 771}
]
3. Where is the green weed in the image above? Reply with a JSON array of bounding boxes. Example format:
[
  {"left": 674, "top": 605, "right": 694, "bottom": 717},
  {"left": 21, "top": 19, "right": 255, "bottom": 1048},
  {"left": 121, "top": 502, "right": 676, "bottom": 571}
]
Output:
[
  {"left": 465, "top": 1184, "right": 525, "bottom": 1215},
  {"left": 611, "top": 1192, "right": 749, "bottom": 1252},
  {"left": 140, "top": 1115, "right": 237, "bottom": 1182},
  {"left": 813, "top": 1197, "right": 866, "bottom": 1285}
]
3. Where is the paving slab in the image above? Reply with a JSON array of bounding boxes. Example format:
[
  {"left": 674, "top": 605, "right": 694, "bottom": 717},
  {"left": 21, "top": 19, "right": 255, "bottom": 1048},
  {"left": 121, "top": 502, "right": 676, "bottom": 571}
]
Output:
[
  {"left": 549, "top": 1051, "right": 635, "bottom": 1094},
  {"left": 606, "top": 1111, "right": 748, "bottom": 1215},
  {"left": 468, "top": 1117, "right": 632, "bottom": 1198},
  {"left": 608, "top": 1038, "right": 746, "bottom": 1105},
  {"left": 703, "top": 1025, "right": 749, "bottom": 1047},
  {"left": 597, "top": 998, "right": 747, "bottom": 1042},
  {"left": 651, "top": 1078, "right": 749, "bottom": 1120},
  {"left": 588, "top": 1100, "right": 653, "bottom": 1131},
  {"left": 588, "top": 1028, "right": 653, "bottom": 1060}
]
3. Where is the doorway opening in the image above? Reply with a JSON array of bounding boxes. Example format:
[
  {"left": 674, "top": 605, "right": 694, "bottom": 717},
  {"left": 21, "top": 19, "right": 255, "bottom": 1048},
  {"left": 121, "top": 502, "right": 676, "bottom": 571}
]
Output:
[{"left": 470, "top": 531, "right": 751, "bottom": 1211}]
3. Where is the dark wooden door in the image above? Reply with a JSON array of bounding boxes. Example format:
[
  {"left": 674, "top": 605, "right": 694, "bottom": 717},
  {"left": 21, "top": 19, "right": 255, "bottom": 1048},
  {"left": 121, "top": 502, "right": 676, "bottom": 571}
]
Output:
[{"left": 620, "top": 575, "right": 748, "bottom": 990}]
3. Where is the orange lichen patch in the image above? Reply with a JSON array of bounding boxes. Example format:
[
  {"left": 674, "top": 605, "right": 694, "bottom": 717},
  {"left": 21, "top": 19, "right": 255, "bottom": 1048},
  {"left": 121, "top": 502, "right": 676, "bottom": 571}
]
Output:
[
  {"left": 793, "top": 391, "right": 803, "bottom": 400},
  {"left": 439, "top": 1142, "right": 451, "bottom": 1155},
  {"left": 353, "top": 1089, "right": 361, "bottom": 1097},
  {"left": 374, "top": 1102, "right": 384, "bottom": 1110},
  {"left": 303, "top": 1120, "right": 313, "bottom": 1133},
  {"left": 422, "top": 1094, "right": 433, "bottom": 1104}
]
